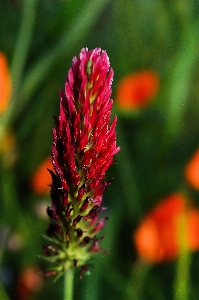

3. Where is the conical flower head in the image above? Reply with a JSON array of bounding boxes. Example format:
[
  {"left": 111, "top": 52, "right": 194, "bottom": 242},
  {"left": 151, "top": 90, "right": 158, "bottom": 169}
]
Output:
[{"left": 43, "top": 48, "right": 120, "bottom": 278}]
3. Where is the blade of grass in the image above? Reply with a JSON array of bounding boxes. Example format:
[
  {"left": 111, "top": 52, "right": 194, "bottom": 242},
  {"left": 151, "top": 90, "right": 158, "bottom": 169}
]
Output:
[
  {"left": 16, "top": 0, "right": 111, "bottom": 118},
  {"left": 0, "top": 0, "right": 37, "bottom": 143},
  {"left": 115, "top": 119, "right": 141, "bottom": 219},
  {"left": 165, "top": 21, "right": 199, "bottom": 140},
  {"left": 11, "top": 0, "right": 37, "bottom": 102}
]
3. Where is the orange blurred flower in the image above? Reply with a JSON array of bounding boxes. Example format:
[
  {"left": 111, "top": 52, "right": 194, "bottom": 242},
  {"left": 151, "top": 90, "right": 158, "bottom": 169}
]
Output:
[
  {"left": 185, "top": 148, "right": 199, "bottom": 189},
  {"left": 15, "top": 266, "right": 43, "bottom": 300},
  {"left": 134, "top": 193, "right": 199, "bottom": 263},
  {"left": 0, "top": 52, "right": 12, "bottom": 113},
  {"left": 115, "top": 70, "right": 159, "bottom": 110},
  {"left": 31, "top": 156, "right": 53, "bottom": 196}
]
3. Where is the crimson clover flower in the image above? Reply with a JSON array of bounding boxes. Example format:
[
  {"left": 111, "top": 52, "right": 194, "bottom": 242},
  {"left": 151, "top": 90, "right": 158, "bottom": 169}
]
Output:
[{"left": 42, "top": 48, "right": 120, "bottom": 279}]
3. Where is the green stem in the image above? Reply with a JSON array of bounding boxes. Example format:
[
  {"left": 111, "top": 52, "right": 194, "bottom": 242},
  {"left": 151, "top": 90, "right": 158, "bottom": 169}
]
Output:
[
  {"left": 64, "top": 269, "right": 74, "bottom": 300},
  {"left": 174, "top": 215, "right": 191, "bottom": 300},
  {"left": 174, "top": 248, "right": 191, "bottom": 300}
]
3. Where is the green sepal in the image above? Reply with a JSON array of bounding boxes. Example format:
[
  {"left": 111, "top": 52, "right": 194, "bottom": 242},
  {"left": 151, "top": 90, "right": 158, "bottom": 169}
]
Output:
[
  {"left": 42, "top": 234, "right": 63, "bottom": 246},
  {"left": 38, "top": 254, "right": 60, "bottom": 264},
  {"left": 53, "top": 271, "right": 65, "bottom": 283}
]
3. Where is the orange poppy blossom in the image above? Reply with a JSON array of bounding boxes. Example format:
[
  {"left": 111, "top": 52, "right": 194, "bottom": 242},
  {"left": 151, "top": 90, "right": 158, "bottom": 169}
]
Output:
[
  {"left": 31, "top": 156, "right": 53, "bottom": 196},
  {"left": 115, "top": 69, "right": 159, "bottom": 110},
  {"left": 134, "top": 193, "right": 199, "bottom": 263},
  {"left": 0, "top": 52, "right": 16, "bottom": 167},
  {"left": 15, "top": 266, "right": 43, "bottom": 300},
  {"left": 185, "top": 148, "right": 199, "bottom": 190},
  {"left": 0, "top": 52, "right": 12, "bottom": 114}
]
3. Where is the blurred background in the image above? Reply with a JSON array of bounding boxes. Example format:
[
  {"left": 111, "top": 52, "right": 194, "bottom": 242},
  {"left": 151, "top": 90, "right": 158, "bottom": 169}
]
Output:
[{"left": 1, "top": 0, "right": 199, "bottom": 299}]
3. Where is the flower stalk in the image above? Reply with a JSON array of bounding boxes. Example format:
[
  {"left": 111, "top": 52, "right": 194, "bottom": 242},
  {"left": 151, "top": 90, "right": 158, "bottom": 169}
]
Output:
[
  {"left": 64, "top": 269, "right": 74, "bottom": 300},
  {"left": 174, "top": 213, "right": 191, "bottom": 300}
]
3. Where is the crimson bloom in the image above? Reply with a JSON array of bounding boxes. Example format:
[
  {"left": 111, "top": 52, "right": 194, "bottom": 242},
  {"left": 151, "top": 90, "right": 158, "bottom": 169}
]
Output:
[
  {"left": 42, "top": 48, "right": 119, "bottom": 278},
  {"left": 134, "top": 193, "right": 199, "bottom": 263}
]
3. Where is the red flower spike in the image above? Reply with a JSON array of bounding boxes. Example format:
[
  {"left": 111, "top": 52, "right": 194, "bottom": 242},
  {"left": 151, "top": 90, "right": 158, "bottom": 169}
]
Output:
[{"left": 42, "top": 48, "right": 120, "bottom": 278}]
